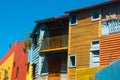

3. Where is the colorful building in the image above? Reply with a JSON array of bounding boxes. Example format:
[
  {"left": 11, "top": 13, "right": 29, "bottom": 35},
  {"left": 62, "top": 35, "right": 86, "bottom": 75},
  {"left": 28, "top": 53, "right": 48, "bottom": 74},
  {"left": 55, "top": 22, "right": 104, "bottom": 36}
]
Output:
[
  {"left": 26, "top": 46, "right": 33, "bottom": 80},
  {"left": 66, "top": 0, "right": 120, "bottom": 80},
  {"left": 0, "top": 41, "right": 29, "bottom": 80},
  {"left": 30, "top": 15, "right": 69, "bottom": 80},
  {"left": 100, "top": 1, "right": 120, "bottom": 65},
  {"left": 0, "top": 53, "right": 14, "bottom": 80},
  {"left": 30, "top": 0, "right": 120, "bottom": 80},
  {"left": 66, "top": 2, "right": 101, "bottom": 80}
]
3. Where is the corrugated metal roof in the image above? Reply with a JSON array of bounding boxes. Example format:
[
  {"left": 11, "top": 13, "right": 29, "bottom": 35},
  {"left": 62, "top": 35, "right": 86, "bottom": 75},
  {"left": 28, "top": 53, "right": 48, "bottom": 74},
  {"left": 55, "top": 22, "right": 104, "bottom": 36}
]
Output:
[{"left": 65, "top": 0, "right": 120, "bottom": 13}]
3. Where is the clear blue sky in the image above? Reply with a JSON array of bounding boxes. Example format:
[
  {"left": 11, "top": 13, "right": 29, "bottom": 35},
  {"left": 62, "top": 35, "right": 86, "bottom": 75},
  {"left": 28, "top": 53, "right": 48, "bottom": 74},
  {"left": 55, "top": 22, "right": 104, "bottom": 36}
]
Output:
[{"left": 0, "top": 0, "right": 109, "bottom": 59}]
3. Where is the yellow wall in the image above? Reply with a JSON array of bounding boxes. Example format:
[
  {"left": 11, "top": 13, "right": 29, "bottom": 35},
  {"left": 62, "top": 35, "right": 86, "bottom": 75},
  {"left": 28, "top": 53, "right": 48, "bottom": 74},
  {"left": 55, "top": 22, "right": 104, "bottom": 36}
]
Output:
[
  {"left": 0, "top": 53, "right": 14, "bottom": 80},
  {"left": 0, "top": 70, "right": 4, "bottom": 80},
  {"left": 68, "top": 9, "right": 101, "bottom": 80},
  {"left": 26, "top": 62, "right": 33, "bottom": 80},
  {"left": 76, "top": 66, "right": 104, "bottom": 80}
]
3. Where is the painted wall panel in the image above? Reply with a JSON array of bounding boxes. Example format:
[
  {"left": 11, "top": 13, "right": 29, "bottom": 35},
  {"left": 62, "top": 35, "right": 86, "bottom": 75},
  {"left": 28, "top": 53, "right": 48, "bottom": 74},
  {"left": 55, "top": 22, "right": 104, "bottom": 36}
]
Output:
[
  {"left": 68, "top": 9, "right": 101, "bottom": 80},
  {"left": 100, "top": 32, "right": 120, "bottom": 65},
  {"left": 0, "top": 53, "right": 14, "bottom": 80},
  {"left": 0, "top": 41, "right": 28, "bottom": 80},
  {"left": 32, "top": 25, "right": 48, "bottom": 79},
  {"left": 26, "top": 62, "right": 33, "bottom": 80},
  {"left": 11, "top": 41, "right": 28, "bottom": 80},
  {"left": 95, "top": 60, "right": 120, "bottom": 80},
  {"left": 76, "top": 66, "right": 104, "bottom": 80}
]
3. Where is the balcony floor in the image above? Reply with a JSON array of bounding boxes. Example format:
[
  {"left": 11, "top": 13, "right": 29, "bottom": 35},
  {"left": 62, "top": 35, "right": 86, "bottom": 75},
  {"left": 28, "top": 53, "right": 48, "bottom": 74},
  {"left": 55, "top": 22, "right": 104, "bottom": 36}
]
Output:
[{"left": 40, "top": 47, "right": 68, "bottom": 53}]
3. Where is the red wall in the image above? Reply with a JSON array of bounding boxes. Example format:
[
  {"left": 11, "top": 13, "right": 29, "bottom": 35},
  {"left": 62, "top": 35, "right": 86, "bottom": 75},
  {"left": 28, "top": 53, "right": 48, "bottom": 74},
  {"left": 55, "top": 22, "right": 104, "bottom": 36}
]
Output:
[
  {"left": 11, "top": 41, "right": 28, "bottom": 80},
  {"left": 0, "top": 42, "right": 16, "bottom": 65},
  {"left": 0, "top": 41, "right": 28, "bottom": 80}
]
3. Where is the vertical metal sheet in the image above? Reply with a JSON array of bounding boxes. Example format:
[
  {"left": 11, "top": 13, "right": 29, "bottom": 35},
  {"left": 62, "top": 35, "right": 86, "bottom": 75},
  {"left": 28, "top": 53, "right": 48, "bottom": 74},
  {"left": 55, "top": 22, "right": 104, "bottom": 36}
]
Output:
[{"left": 95, "top": 59, "right": 120, "bottom": 80}]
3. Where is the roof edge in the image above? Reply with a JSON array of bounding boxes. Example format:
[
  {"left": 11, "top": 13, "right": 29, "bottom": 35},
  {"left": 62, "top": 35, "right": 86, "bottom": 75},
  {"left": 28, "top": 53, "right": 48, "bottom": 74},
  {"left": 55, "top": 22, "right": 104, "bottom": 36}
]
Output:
[{"left": 65, "top": 0, "right": 120, "bottom": 13}]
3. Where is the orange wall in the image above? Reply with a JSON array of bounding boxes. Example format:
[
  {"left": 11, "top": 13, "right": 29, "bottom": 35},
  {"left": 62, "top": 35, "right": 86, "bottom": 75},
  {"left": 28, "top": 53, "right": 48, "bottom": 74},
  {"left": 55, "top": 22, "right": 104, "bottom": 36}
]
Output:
[
  {"left": 68, "top": 9, "right": 101, "bottom": 80},
  {"left": 100, "top": 32, "right": 120, "bottom": 65}
]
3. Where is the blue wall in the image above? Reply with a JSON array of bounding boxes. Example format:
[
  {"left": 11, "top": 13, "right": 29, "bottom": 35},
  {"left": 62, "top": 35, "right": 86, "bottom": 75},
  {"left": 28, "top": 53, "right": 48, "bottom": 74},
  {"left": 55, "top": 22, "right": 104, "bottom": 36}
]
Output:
[{"left": 95, "top": 59, "right": 120, "bottom": 80}]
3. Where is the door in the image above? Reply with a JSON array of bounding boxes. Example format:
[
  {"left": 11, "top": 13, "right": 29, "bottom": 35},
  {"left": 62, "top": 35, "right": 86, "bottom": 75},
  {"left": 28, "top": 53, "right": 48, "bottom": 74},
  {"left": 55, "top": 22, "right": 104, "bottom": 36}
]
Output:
[{"left": 48, "top": 56, "right": 61, "bottom": 80}]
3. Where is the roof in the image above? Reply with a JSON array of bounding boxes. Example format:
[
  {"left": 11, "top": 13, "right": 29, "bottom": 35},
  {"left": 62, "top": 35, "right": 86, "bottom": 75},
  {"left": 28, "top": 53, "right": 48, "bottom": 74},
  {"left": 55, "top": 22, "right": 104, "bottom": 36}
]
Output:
[
  {"left": 30, "top": 15, "right": 69, "bottom": 37},
  {"left": 65, "top": 0, "right": 120, "bottom": 13},
  {"left": 35, "top": 15, "right": 69, "bottom": 23}
]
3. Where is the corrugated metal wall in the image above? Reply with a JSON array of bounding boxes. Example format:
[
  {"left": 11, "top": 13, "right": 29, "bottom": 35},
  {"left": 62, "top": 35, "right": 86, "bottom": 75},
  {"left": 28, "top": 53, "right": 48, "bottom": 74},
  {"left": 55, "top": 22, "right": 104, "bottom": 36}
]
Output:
[
  {"left": 95, "top": 59, "right": 120, "bottom": 80},
  {"left": 100, "top": 32, "right": 120, "bottom": 65}
]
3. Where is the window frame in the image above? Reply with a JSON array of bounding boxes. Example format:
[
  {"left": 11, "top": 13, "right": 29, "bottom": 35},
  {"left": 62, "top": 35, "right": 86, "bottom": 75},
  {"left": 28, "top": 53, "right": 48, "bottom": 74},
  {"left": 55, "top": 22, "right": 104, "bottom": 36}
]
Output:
[
  {"left": 90, "top": 40, "right": 100, "bottom": 67},
  {"left": 91, "top": 40, "right": 100, "bottom": 49},
  {"left": 91, "top": 9, "right": 100, "bottom": 22},
  {"left": 68, "top": 54, "right": 76, "bottom": 68},
  {"left": 69, "top": 14, "right": 78, "bottom": 26}
]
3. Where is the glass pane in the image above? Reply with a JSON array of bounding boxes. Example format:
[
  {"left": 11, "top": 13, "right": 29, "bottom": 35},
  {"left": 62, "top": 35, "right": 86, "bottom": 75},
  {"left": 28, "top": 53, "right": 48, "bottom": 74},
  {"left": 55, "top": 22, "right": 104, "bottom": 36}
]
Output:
[
  {"left": 70, "top": 15, "right": 77, "bottom": 24},
  {"left": 70, "top": 56, "right": 75, "bottom": 66}
]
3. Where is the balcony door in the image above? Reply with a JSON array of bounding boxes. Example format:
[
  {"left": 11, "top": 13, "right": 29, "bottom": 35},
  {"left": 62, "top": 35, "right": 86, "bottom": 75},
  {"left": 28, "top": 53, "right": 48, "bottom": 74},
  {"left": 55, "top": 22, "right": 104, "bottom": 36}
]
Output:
[{"left": 48, "top": 56, "right": 61, "bottom": 80}]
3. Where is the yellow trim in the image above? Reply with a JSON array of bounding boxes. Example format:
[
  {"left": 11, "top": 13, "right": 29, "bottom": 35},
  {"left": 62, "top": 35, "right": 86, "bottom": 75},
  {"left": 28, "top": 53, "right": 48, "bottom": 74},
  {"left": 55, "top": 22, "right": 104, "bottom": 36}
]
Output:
[{"left": 40, "top": 47, "right": 68, "bottom": 53}]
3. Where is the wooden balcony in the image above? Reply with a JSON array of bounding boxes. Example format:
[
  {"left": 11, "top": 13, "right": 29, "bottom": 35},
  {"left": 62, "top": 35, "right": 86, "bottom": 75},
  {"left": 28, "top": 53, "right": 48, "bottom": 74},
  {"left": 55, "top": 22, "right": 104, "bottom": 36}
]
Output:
[{"left": 40, "top": 35, "right": 68, "bottom": 52}]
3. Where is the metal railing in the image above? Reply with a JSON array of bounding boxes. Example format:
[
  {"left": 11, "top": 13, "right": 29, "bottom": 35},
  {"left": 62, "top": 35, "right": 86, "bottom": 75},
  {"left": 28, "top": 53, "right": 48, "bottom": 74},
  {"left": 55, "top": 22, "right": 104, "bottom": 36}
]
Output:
[
  {"left": 40, "top": 35, "right": 68, "bottom": 50},
  {"left": 102, "top": 19, "right": 120, "bottom": 36}
]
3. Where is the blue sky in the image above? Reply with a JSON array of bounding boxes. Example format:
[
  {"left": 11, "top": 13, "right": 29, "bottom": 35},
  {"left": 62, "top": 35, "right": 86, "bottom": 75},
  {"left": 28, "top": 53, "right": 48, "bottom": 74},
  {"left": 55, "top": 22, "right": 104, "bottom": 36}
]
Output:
[{"left": 0, "top": 0, "right": 109, "bottom": 59}]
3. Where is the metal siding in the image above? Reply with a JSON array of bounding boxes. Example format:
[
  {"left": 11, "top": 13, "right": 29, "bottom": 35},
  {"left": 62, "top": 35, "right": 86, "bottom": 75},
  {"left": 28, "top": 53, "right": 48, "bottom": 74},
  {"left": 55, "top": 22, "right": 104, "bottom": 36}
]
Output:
[
  {"left": 100, "top": 32, "right": 120, "bottom": 65},
  {"left": 95, "top": 60, "right": 120, "bottom": 80},
  {"left": 32, "top": 25, "right": 48, "bottom": 80}
]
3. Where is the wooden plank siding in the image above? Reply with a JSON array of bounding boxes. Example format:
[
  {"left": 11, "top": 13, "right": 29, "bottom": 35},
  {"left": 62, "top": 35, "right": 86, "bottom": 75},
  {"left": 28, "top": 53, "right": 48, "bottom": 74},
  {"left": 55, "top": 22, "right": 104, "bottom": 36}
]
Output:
[
  {"left": 100, "top": 32, "right": 120, "bottom": 65},
  {"left": 68, "top": 9, "right": 101, "bottom": 80}
]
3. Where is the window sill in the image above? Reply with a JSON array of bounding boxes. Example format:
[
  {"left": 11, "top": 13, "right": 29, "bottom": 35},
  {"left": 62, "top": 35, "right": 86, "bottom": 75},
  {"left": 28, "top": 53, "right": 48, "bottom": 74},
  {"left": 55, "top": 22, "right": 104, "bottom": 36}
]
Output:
[
  {"left": 69, "top": 23, "right": 77, "bottom": 26},
  {"left": 91, "top": 18, "right": 100, "bottom": 22},
  {"left": 68, "top": 66, "right": 76, "bottom": 68}
]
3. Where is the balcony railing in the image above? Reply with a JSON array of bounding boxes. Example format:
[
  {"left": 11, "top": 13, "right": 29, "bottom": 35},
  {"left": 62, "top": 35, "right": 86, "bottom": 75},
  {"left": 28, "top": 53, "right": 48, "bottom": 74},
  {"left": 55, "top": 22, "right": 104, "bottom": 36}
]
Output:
[
  {"left": 102, "top": 19, "right": 120, "bottom": 36},
  {"left": 40, "top": 35, "right": 68, "bottom": 51}
]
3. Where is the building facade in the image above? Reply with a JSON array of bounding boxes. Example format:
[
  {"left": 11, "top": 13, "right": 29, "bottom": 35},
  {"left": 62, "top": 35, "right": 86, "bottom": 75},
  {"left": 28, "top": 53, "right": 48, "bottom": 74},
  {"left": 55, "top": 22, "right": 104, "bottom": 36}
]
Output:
[
  {"left": 100, "top": 1, "right": 120, "bottom": 65},
  {"left": 0, "top": 41, "right": 29, "bottom": 80},
  {"left": 30, "top": 15, "right": 69, "bottom": 80},
  {"left": 66, "top": 3, "right": 102, "bottom": 80},
  {"left": 30, "top": 0, "right": 120, "bottom": 80}
]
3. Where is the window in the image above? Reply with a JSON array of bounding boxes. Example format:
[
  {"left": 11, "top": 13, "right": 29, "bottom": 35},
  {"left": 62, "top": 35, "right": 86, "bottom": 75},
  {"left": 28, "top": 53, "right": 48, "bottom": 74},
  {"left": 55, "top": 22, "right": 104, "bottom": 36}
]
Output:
[
  {"left": 68, "top": 55, "right": 76, "bottom": 67},
  {"left": 90, "top": 40, "right": 100, "bottom": 67},
  {"left": 15, "top": 67, "right": 19, "bottom": 79},
  {"left": 69, "top": 14, "right": 78, "bottom": 26},
  {"left": 91, "top": 9, "right": 100, "bottom": 21},
  {"left": 91, "top": 40, "right": 99, "bottom": 50},
  {"left": 32, "top": 33, "right": 38, "bottom": 48}
]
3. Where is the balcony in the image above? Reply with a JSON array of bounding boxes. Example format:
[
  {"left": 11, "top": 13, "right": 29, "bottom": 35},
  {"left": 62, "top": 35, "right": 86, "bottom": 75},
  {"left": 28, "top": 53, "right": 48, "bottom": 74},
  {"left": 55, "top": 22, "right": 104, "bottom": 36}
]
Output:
[
  {"left": 102, "top": 19, "right": 120, "bottom": 36},
  {"left": 40, "top": 35, "right": 68, "bottom": 52}
]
